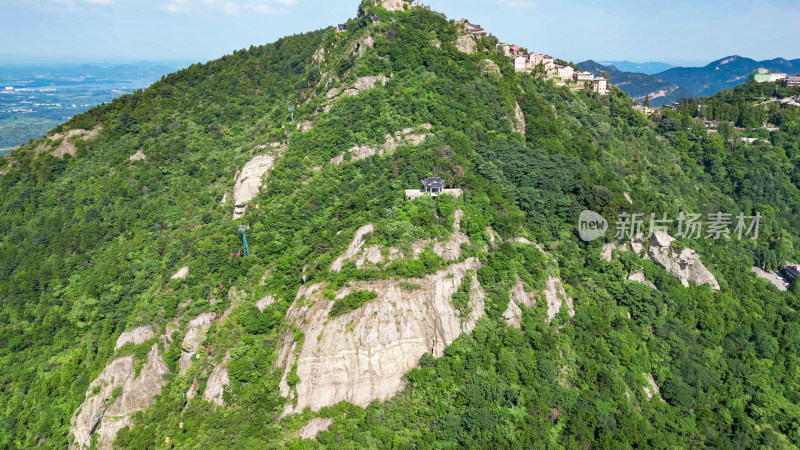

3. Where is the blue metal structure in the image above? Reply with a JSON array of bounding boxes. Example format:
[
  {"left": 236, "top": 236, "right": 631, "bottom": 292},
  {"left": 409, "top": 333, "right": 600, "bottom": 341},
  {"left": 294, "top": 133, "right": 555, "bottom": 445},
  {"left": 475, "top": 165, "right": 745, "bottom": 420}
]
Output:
[
  {"left": 288, "top": 105, "right": 295, "bottom": 122},
  {"left": 238, "top": 225, "right": 251, "bottom": 257}
]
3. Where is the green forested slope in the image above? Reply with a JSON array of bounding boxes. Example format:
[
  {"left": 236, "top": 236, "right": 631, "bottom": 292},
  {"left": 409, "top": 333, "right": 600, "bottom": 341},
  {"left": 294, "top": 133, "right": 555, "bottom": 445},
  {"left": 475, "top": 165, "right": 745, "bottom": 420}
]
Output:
[{"left": 1, "top": 2, "right": 799, "bottom": 448}]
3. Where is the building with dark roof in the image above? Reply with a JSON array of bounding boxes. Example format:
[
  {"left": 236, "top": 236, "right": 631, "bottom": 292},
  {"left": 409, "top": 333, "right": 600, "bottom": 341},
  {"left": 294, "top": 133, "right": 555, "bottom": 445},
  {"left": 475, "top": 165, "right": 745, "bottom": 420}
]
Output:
[
  {"left": 405, "top": 177, "right": 463, "bottom": 200},
  {"left": 422, "top": 177, "right": 444, "bottom": 193}
]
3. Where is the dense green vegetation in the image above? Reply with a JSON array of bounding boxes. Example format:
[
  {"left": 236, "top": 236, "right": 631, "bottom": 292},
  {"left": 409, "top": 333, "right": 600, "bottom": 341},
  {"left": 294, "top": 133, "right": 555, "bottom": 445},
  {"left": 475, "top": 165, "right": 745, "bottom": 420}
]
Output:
[
  {"left": 0, "top": 116, "right": 61, "bottom": 149},
  {"left": 329, "top": 290, "right": 378, "bottom": 318},
  {"left": 1, "top": 1, "right": 799, "bottom": 448}
]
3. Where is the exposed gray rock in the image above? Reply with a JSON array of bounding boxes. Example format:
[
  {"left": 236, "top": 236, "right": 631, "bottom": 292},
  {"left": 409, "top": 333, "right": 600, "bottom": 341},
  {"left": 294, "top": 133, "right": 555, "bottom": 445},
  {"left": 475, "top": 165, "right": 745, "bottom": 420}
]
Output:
[
  {"left": 178, "top": 313, "right": 215, "bottom": 374},
  {"left": 70, "top": 344, "right": 168, "bottom": 449},
  {"left": 433, "top": 209, "right": 469, "bottom": 261},
  {"left": 129, "top": 149, "right": 146, "bottom": 161},
  {"left": 277, "top": 259, "right": 485, "bottom": 414},
  {"left": 114, "top": 325, "right": 155, "bottom": 350},
  {"left": 454, "top": 21, "right": 477, "bottom": 54},
  {"left": 642, "top": 372, "right": 663, "bottom": 401},
  {"left": 233, "top": 154, "right": 276, "bottom": 219},
  {"left": 37, "top": 126, "right": 102, "bottom": 158},
  {"left": 170, "top": 266, "right": 189, "bottom": 280},
  {"left": 374, "top": 0, "right": 410, "bottom": 11},
  {"left": 635, "top": 230, "right": 720, "bottom": 291},
  {"left": 345, "top": 75, "right": 389, "bottom": 96},
  {"left": 204, "top": 354, "right": 231, "bottom": 407},
  {"left": 331, "top": 224, "right": 374, "bottom": 273},
  {"left": 544, "top": 276, "right": 575, "bottom": 322},
  {"left": 298, "top": 418, "right": 334, "bottom": 440},
  {"left": 512, "top": 102, "right": 526, "bottom": 135},
  {"left": 627, "top": 271, "right": 658, "bottom": 290},
  {"left": 479, "top": 59, "right": 501, "bottom": 77},
  {"left": 256, "top": 295, "right": 277, "bottom": 312}
]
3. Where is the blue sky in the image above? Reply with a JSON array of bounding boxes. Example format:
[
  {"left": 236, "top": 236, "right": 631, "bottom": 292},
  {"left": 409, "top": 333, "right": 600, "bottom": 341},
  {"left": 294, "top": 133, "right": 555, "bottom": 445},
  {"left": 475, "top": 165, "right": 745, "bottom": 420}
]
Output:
[{"left": 1, "top": 0, "right": 798, "bottom": 67}]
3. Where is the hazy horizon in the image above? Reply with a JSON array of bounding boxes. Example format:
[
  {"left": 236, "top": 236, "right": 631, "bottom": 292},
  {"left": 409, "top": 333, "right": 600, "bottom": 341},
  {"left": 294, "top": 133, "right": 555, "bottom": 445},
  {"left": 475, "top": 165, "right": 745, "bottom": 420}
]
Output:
[{"left": 1, "top": 0, "right": 798, "bottom": 68}]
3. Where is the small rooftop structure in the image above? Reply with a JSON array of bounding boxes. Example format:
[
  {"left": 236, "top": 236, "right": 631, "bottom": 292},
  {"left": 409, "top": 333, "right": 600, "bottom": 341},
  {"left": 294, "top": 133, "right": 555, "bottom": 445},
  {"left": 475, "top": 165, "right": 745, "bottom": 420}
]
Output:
[
  {"left": 784, "top": 263, "right": 799, "bottom": 282},
  {"left": 422, "top": 177, "right": 444, "bottom": 193},
  {"left": 464, "top": 20, "right": 486, "bottom": 35},
  {"left": 405, "top": 177, "right": 463, "bottom": 200},
  {"left": 336, "top": 24, "right": 347, "bottom": 32},
  {"left": 784, "top": 75, "right": 800, "bottom": 87}
]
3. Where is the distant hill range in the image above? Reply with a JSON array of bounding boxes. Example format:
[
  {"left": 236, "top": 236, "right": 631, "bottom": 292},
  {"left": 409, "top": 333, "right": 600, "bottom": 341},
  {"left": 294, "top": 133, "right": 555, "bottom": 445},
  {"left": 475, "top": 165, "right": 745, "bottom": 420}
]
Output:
[
  {"left": 579, "top": 56, "right": 800, "bottom": 106},
  {"left": 577, "top": 60, "right": 693, "bottom": 106},
  {"left": 598, "top": 61, "right": 674, "bottom": 75},
  {"left": 654, "top": 56, "right": 800, "bottom": 97}
]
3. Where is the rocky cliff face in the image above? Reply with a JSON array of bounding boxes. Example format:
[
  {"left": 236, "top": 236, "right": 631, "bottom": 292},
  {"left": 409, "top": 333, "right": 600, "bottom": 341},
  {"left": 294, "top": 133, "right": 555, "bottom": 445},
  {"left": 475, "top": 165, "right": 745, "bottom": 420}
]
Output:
[
  {"left": 179, "top": 313, "right": 216, "bottom": 373},
  {"left": 634, "top": 231, "right": 720, "bottom": 291},
  {"left": 374, "top": 0, "right": 410, "bottom": 11},
  {"left": 36, "top": 126, "right": 102, "bottom": 158},
  {"left": 330, "top": 124, "right": 432, "bottom": 165},
  {"left": 276, "top": 258, "right": 485, "bottom": 414},
  {"left": 233, "top": 154, "right": 276, "bottom": 219},
  {"left": 204, "top": 353, "right": 231, "bottom": 407},
  {"left": 69, "top": 344, "right": 169, "bottom": 449},
  {"left": 502, "top": 277, "right": 535, "bottom": 328},
  {"left": 114, "top": 325, "right": 155, "bottom": 350},
  {"left": 330, "top": 209, "right": 469, "bottom": 273}
]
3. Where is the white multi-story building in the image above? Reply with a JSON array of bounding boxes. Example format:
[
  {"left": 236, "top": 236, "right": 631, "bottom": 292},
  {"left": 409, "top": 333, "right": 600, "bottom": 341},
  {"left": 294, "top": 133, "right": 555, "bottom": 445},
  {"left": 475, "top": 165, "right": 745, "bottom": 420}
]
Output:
[
  {"left": 574, "top": 71, "right": 594, "bottom": 81},
  {"left": 513, "top": 55, "right": 528, "bottom": 72},
  {"left": 528, "top": 52, "right": 543, "bottom": 66},
  {"left": 770, "top": 73, "right": 788, "bottom": 82},
  {"left": 592, "top": 78, "right": 609, "bottom": 94},
  {"left": 556, "top": 65, "right": 574, "bottom": 80}
]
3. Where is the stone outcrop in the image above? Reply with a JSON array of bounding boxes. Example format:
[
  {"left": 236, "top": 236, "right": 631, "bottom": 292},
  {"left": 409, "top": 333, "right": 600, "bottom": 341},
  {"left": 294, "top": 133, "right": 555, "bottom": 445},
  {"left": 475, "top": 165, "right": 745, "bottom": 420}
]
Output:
[
  {"left": 642, "top": 373, "right": 662, "bottom": 401},
  {"left": 479, "top": 59, "right": 501, "bottom": 78},
  {"left": 354, "top": 34, "right": 375, "bottom": 56},
  {"left": 298, "top": 418, "right": 334, "bottom": 440},
  {"left": 129, "top": 149, "right": 146, "bottom": 161},
  {"left": 233, "top": 154, "right": 276, "bottom": 219},
  {"left": 628, "top": 271, "right": 657, "bottom": 290},
  {"left": 432, "top": 209, "right": 469, "bottom": 261},
  {"left": 544, "top": 276, "right": 575, "bottom": 322},
  {"left": 635, "top": 231, "right": 720, "bottom": 291},
  {"left": 69, "top": 344, "right": 168, "bottom": 449},
  {"left": 512, "top": 102, "right": 526, "bottom": 135},
  {"left": 277, "top": 258, "right": 485, "bottom": 414},
  {"left": 312, "top": 47, "right": 325, "bottom": 65},
  {"left": 204, "top": 354, "right": 231, "bottom": 407},
  {"left": 256, "top": 295, "right": 277, "bottom": 312},
  {"left": 36, "top": 126, "right": 102, "bottom": 158},
  {"left": 374, "top": 0, "right": 410, "bottom": 11},
  {"left": 170, "top": 266, "right": 189, "bottom": 280},
  {"left": 331, "top": 210, "right": 469, "bottom": 271},
  {"left": 345, "top": 75, "right": 389, "bottom": 97},
  {"left": 114, "top": 325, "right": 155, "bottom": 350},
  {"left": 454, "top": 21, "right": 477, "bottom": 54},
  {"left": 331, "top": 224, "right": 374, "bottom": 273},
  {"left": 178, "top": 313, "right": 216, "bottom": 374},
  {"left": 297, "top": 121, "right": 313, "bottom": 132},
  {"left": 324, "top": 75, "right": 390, "bottom": 112},
  {"left": 502, "top": 277, "right": 536, "bottom": 328},
  {"left": 601, "top": 242, "right": 628, "bottom": 262}
]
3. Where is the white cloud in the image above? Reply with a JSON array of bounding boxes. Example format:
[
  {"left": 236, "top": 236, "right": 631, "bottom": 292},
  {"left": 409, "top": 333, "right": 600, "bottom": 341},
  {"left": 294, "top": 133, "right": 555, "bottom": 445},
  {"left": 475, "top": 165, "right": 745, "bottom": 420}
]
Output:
[
  {"left": 498, "top": 0, "right": 535, "bottom": 9},
  {"left": 245, "top": 3, "right": 277, "bottom": 14},
  {"left": 160, "top": 0, "right": 284, "bottom": 15}
]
